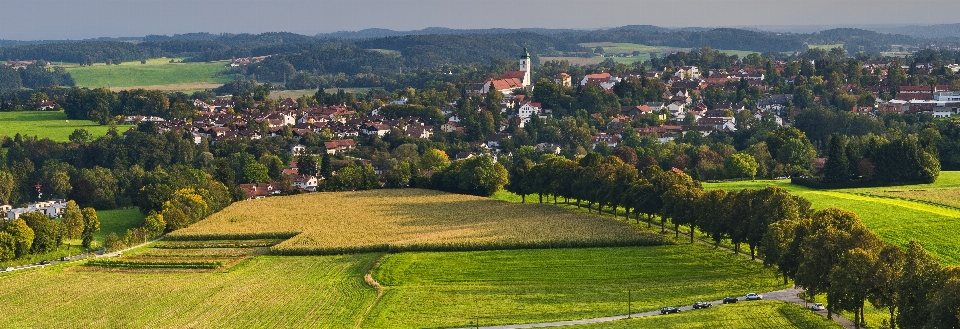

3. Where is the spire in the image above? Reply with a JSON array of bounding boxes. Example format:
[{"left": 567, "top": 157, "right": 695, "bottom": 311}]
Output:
[{"left": 522, "top": 47, "right": 530, "bottom": 59}]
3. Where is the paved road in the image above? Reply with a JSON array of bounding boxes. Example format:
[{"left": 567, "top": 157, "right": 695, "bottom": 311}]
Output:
[
  {"left": 1, "top": 238, "right": 159, "bottom": 274},
  {"left": 451, "top": 288, "right": 856, "bottom": 329}
]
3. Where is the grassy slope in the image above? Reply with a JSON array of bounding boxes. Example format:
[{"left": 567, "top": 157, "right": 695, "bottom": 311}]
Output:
[
  {"left": 569, "top": 301, "right": 842, "bottom": 329},
  {"left": 0, "top": 111, "right": 132, "bottom": 142},
  {"left": 364, "top": 245, "right": 788, "bottom": 328},
  {"left": 704, "top": 172, "right": 960, "bottom": 265},
  {"left": 0, "top": 255, "right": 378, "bottom": 328},
  {"left": 170, "top": 189, "right": 663, "bottom": 254},
  {"left": 65, "top": 58, "right": 234, "bottom": 88}
]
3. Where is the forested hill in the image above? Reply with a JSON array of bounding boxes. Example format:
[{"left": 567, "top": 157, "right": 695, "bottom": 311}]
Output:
[{"left": 0, "top": 26, "right": 944, "bottom": 69}]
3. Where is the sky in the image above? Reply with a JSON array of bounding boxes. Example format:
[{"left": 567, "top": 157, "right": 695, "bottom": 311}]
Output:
[{"left": 1, "top": 0, "right": 959, "bottom": 40}]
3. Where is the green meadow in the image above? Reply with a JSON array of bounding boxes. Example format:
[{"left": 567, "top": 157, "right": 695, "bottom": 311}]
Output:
[
  {"left": 65, "top": 58, "right": 235, "bottom": 90},
  {"left": 364, "top": 245, "right": 787, "bottom": 328},
  {"left": 0, "top": 111, "right": 132, "bottom": 142}
]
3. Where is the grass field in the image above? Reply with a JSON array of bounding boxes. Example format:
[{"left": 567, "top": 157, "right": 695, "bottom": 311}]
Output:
[
  {"left": 65, "top": 58, "right": 235, "bottom": 90},
  {"left": 568, "top": 301, "right": 841, "bottom": 329},
  {"left": 808, "top": 44, "right": 844, "bottom": 50},
  {"left": 0, "top": 254, "right": 378, "bottom": 327},
  {"left": 0, "top": 111, "right": 132, "bottom": 142},
  {"left": 363, "top": 245, "right": 788, "bottom": 328},
  {"left": 169, "top": 189, "right": 667, "bottom": 254},
  {"left": 704, "top": 172, "right": 960, "bottom": 265}
]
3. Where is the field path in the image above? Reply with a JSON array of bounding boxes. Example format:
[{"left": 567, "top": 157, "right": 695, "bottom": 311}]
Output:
[
  {"left": 451, "top": 287, "right": 855, "bottom": 329},
  {"left": 356, "top": 254, "right": 386, "bottom": 329}
]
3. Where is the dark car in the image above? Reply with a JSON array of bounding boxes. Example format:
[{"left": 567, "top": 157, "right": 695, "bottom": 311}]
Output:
[
  {"left": 660, "top": 306, "right": 681, "bottom": 314},
  {"left": 692, "top": 301, "right": 712, "bottom": 309},
  {"left": 39, "top": 260, "right": 51, "bottom": 265},
  {"left": 722, "top": 296, "right": 738, "bottom": 304}
]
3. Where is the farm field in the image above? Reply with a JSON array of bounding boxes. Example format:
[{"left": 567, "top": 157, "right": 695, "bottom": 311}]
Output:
[
  {"left": 704, "top": 171, "right": 960, "bottom": 265},
  {"left": 567, "top": 301, "right": 841, "bottom": 329},
  {"left": 169, "top": 189, "right": 667, "bottom": 254},
  {"left": 0, "top": 111, "right": 132, "bottom": 142},
  {"left": 363, "top": 245, "right": 788, "bottom": 328},
  {"left": 64, "top": 58, "right": 235, "bottom": 90},
  {"left": 0, "top": 255, "right": 378, "bottom": 328}
]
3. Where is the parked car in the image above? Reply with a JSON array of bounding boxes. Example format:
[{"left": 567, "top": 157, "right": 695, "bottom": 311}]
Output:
[
  {"left": 660, "top": 306, "right": 681, "bottom": 314},
  {"left": 810, "top": 303, "right": 825, "bottom": 311},
  {"left": 692, "top": 301, "right": 712, "bottom": 309},
  {"left": 745, "top": 293, "right": 763, "bottom": 301},
  {"left": 722, "top": 296, "right": 738, "bottom": 304}
]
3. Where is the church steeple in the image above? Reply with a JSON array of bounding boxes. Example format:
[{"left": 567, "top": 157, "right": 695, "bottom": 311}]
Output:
[{"left": 519, "top": 47, "right": 531, "bottom": 88}]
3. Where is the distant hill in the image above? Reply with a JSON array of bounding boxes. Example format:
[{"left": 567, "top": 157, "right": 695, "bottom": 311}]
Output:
[
  {"left": 871, "top": 23, "right": 960, "bottom": 40},
  {"left": 317, "top": 27, "right": 580, "bottom": 39}
]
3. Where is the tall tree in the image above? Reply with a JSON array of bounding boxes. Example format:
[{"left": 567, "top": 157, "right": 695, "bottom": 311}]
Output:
[
  {"left": 897, "top": 240, "right": 944, "bottom": 329},
  {"left": 62, "top": 200, "right": 84, "bottom": 250},
  {"left": 81, "top": 207, "right": 100, "bottom": 248}
]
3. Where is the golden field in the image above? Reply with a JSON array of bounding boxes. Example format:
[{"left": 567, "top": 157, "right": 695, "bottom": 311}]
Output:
[{"left": 168, "top": 189, "right": 665, "bottom": 254}]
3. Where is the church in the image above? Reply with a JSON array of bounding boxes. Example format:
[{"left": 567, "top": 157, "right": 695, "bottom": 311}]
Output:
[{"left": 479, "top": 48, "right": 533, "bottom": 95}]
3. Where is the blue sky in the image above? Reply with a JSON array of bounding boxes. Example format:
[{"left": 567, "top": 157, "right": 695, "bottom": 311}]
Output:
[{"left": 0, "top": 0, "right": 958, "bottom": 40}]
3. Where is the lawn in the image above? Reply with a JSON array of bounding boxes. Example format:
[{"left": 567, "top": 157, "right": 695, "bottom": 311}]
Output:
[
  {"left": 569, "top": 301, "right": 841, "bottom": 329},
  {"left": 703, "top": 172, "right": 960, "bottom": 265},
  {"left": 65, "top": 58, "right": 235, "bottom": 90},
  {"left": 362, "top": 245, "right": 789, "bottom": 328},
  {"left": 0, "top": 254, "right": 378, "bottom": 328},
  {"left": 169, "top": 189, "right": 667, "bottom": 254},
  {"left": 0, "top": 111, "right": 132, "bottom": 142}
]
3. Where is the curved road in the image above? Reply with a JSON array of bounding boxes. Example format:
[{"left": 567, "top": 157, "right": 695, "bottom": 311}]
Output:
[{"left": 451, "top": 287, "right": 854, "bottom": 329}]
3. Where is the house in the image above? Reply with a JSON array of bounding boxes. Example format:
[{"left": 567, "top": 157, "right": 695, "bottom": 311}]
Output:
[
  {"left": 530, "top": 143, "right": 559, "bottom": 155},
  {"left": 361, "top": 123, "right": 391, "bottom": 137},
  {"left": 590, "top": 133, "right": 620, "bottom": 148},
  {"left": 404, "top": 125, "right": 433, "bottom": 139},
  {"left": 441, "top": 121, "right": 463, "bottom": 133},
  {"left": 517, "top": 101, "right": 543, "bottom": 123},
  {"left": 239, "top": 182, "right": 281, "bottom": 199},
  {"left": 555, "top": 73, "right": 572, "bottom": 88},
  {"left": 697, "top": 117, "right": 737, "bottom": 132},
  {"left": 324, "top": 139, "right": 356, "bottom": 154},
  {"left": 673, "top": 66, "right": 701, "bottom": 79},
  {"left": 290, "top": 144, "right": 307, "bottom": 155},
  {"left": 4, "top": 200, "right": 67, "bottom": 220},
  {"left": 580, "top": 72, "right": 620, "bottom": 91},
  {"left": 486, "top": 133, "right": 511, "bottom": 149},
  {"left": 483, "top": 78, "right": 525, "bottom": 95},
  {"left": 291, "top": 175, "right": 319, "bottom": 192},
  {"left": 667, "top": 101, "right": 686, "bottom": 116},
  {"left": 757, "top": 94, "right": 794, "bottom": 114},
  {"left": 34, "top": 100, "right": 57, "bottom": 110}
]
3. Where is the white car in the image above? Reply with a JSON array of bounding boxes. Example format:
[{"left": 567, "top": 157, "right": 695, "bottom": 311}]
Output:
[
  {"left": 810, "top": 303, "right": 825, "bottom": 311},
  {"left": 745, "top": 293, "right": 763, "bottom": 301}
]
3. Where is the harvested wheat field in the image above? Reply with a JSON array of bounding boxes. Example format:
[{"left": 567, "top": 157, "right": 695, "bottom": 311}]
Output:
[{"left": 169, "top": 189, "right": 667, "bottom": 254}]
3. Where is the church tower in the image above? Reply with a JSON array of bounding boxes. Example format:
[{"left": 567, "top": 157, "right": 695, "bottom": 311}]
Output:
[{"left": 520, "top": 47, "right": 531, "bottom": 87}]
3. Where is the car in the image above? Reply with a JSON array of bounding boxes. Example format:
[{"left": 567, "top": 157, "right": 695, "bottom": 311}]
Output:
[
  {"left": 745, "top": 293, "right": 763, "bottom": 301},
  {"left": 60, "top": 256, "right": 69, "bottom": 261},
  {"left": 810, "top": 303, "right": 825, "bottom": 311},
  {"left": 660, "top": 306, "right": 681, "bottom": 314},
  {"left": 722, "top": 296, "right": 738, "bottom": 304},
  {"left": 692, "top": 301, "right": 712, "bottom": 309},
  {"left": 39, "top": 260, "right": 51, "bottom": 265}
]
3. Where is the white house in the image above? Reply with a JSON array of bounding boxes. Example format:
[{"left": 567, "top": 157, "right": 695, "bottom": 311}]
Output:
[
  {"left": 290, "top": 144, "right": 307, "bottom": 155},
  {"left": 517, "top": 102, "right": 543, "bottom": 123},
  {"left": 4, "top": 200, "right": 67, "bottom": 220},
  {"left": 292, "top": 175, "right": 319, "bottom": 192}
]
